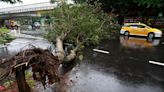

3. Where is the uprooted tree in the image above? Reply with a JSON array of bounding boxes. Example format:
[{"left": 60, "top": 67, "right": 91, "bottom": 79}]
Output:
[{"left": 46, "top": 0, "right": 112, "bottom": 63}]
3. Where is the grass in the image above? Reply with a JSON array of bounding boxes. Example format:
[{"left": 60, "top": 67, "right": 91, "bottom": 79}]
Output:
[
  {"left": 0, "top": 28, "right": 16, "bottom": 44},
  {"left": 0, "top": 28, "right": 9, "bottom": 34}
]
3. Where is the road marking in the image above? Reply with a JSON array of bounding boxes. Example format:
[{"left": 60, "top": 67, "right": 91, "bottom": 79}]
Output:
[
  {"left": 149, "top": 60, "right": 164, "bottom": 66},
  {"left": 93, "top": 49, "right": 109, "bottom": 54}
]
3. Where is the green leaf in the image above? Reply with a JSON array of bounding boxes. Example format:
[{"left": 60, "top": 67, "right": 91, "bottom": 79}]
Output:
[{"left": 79, "top": 54, "right": 83, "bottom": 61}]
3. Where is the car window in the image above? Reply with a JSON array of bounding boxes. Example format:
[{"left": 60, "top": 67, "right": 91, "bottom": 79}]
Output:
[
  {"left": 137, "top": 25, "right": 146, "bottom": 28},
  {"left": 129, "top": 25, "right": 145, "bottom": 28},
  {"left": 129, "top": 25, "right": 138, "bottom": 28}
]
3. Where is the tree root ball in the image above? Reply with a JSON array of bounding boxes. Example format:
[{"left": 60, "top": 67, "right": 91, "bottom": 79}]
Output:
[{"left": 6, "top": 48, "right": 61, "bottom": 87}]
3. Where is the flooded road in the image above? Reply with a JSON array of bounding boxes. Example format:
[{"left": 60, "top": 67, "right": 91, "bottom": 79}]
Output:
[{"left": 66, "top": 36, "right": 164, "bottom": 92}]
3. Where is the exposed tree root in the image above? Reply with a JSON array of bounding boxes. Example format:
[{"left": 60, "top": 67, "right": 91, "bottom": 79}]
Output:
[{"left": 0, "top": 48, "right": 61, "bottom": 91}]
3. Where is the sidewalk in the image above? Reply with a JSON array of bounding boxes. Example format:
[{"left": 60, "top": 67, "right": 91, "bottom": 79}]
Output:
[
  {"left": 9, "top": 30, "right": 44, "bottom": 40},
  {"left": 0, "top": 30, "right": 54, "bottom": 58}
]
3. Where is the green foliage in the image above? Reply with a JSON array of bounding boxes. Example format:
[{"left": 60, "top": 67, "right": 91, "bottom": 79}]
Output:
[
  {"left": 78, "top": 54, "right": 83, "bottom": 61},
  {"left": 27, "top": 80, "right": 35, "bottom": 88},
  {"left": 3, "top": 80, "right": 14, "bottom": 88},
  {"left": 0, "top": 28, "right": 9, "bottom": 34},
  {"left": 0, "top": 34, "right": 16, "bottom": 44},
  {"left": 0, "top": 28, "right": 16, "bottom": 44},
  {"left": 25, "top": 71, "right": 35, "bottom": 87},
  {"left": 137, "top": 0, "right": 164, "bottom": 8},
  {"left": 73, "top": 0, "right": 164, "bottom": 17},
  {"left": 46, "top": 1, "right": 111, "bottom": 46},
  {"left": 73, "top": 0, "right": 86, "bottom": 4},
  {"left": 25, "top": 70, "right": 33, "bottom": 78}
]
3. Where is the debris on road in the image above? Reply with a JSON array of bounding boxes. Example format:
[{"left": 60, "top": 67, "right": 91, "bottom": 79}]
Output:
[
  {"left": 93, "top": 49, "right": 109, "bottom": 54},
  {"left": 149, "top": 60, "right": 164, "bottom": 66}
]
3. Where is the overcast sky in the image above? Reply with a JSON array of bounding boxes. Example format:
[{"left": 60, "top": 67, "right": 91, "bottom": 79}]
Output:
[{"left": 0, "top": 0, "right": 50, "bottom": 8}]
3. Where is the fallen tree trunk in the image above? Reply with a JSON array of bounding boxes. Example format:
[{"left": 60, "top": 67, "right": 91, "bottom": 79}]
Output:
[
  {"left": 54, "top": 37, "right": 65, "bottom": 63},
  {"left": 54, "top": 36, "right": 83, "bottom": 63}
]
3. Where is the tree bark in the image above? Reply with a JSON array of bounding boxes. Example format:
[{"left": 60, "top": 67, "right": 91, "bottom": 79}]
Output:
[
  {"left": 54, "top": 37, "right": 84, "bottom": 63},
  {"left": 15, "top": 67, "right": 30, "bottom": 92},
  {"left": 64, "top": 42, "right": 83, "bottom": 62},
  {"left": 64, "top": 50, "right": 76, "bottom": 62},
  {"left": 54, "top": 37, "right": 65, "bottom": 63}
]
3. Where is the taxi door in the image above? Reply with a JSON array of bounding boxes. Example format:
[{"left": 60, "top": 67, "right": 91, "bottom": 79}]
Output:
[
  {"left": 135, "top": 25, "right": 149, "bottom": 36},
  {"left": 129, "top": 25, "right": 138, "bottom": 35}
]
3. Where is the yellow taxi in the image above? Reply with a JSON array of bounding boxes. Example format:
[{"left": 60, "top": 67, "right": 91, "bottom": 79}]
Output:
[{"left": 120, "top": 23, "right": 162, "bottom": 38}]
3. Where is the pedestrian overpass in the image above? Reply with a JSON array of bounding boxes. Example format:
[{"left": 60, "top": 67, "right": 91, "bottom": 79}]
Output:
[
  {"left": 0, "top": 2, "right": 56, "bottom": 27},
  {"left": 0, "top": 2, "right": 56, "bottom": 18}
]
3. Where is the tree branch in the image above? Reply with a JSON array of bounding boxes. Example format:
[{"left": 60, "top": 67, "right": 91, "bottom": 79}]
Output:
[
  {"left": 76, "top": 34, "right": 80, "bottom": 45},
  {"left": 63, "top": 42, "right": 84, "bottom": 62},
  {"left": 98, "top": 19, "right": 106, "bottom": 31}
]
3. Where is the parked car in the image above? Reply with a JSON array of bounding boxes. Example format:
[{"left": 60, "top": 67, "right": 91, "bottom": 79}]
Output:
[
  {"left": 120, "top": 23, "right": 162, "bottom": 38},
  {"left": 4, "top": 20, "right": 20, "bottom": 29},
  {"left": 32, "top": 22, "right": 41, "bottom": 29}
]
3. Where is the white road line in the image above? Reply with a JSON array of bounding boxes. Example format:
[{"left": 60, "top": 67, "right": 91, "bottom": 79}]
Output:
[
  {"left": 149, "top": 60, "right": 164, "bottom": 66},
  {"left": 93, "top": 49, "right": 109, "bottom": 54}
]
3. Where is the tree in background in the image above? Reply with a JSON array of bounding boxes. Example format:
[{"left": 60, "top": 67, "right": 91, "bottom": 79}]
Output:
[
  {"left": 137, "top": 0, "right": 164, "bottom": 8},
  {"left": 73, "top": 0, "right": 164, "bottom": 27},
  {"left": 73, "top": 0, "right": 164, "bottom": 17}
]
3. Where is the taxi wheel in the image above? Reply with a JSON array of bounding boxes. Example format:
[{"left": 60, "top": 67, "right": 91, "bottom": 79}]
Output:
[
  {"left": 124, "top": 31, "right": 129, "bottom": 36},
  {"left": 147, "top": 37, "right": 153, "bottom": 42},
  {"left": 147, "top": 33, "right": 154, "bottom": 38}
]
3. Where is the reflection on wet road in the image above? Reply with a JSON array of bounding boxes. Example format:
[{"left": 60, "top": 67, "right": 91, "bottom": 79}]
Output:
[
  {"left": 120, "top": 36, "right": 160, "bottom": 48},
  {"left": 67, "top": 36, "right": 164, "bottom": 92}
]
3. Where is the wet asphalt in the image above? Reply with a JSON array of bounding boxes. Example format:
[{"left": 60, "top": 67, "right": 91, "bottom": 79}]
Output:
[{"left": 64, "top": 36, "right": 164, "bottom": 92}]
